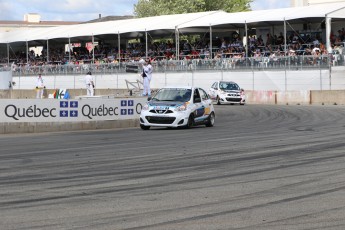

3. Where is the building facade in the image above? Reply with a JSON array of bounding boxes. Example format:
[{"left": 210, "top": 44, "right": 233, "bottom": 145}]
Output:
[{"left": 0, "top": 13, "right": 80, "bottom": 33}]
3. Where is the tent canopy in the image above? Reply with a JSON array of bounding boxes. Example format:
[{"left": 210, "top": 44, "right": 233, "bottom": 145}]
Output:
[{"left": 1, "top": 2, "right": 345, "bottom": 44}]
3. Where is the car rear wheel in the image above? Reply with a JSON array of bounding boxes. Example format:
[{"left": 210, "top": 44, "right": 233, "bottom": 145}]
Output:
[
  {"left": 140, "top": 124, "right": 150, "bottom": 130},
  {"left": 184, "top": 114, "right": 194, "bottom": 129},
  {"left": 205, "top": 112, "right": 215, "bottom": 127}
]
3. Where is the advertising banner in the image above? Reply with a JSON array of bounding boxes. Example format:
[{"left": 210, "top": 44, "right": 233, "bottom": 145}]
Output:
[{"left": 0, "top": 98, "right": 147, "bottom": 123}]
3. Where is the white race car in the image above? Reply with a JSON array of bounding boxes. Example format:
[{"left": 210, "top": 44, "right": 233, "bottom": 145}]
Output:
[
  {"left": 140, "top": 86, "right": 215, "bottom": 130},
  {"left": 208, "top": 81, "right": 245, "bottom": 105}
]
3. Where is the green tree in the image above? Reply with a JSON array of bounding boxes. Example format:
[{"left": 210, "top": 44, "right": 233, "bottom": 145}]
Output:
[{"left": 134, "top": 0, "right": 252, "bottom": 18}]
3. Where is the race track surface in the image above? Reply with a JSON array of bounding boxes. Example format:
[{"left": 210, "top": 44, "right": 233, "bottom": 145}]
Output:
[{"left": 1, "top": 105, "right": 345, "bottom": 230}]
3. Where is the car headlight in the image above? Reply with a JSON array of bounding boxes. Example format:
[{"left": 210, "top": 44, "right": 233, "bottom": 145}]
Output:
[
  {"left": 142, "top": 103, "right": 150, "bottom": 111},
  {"left": 175, "top": 103, "right": 188, "bottom": 111}
]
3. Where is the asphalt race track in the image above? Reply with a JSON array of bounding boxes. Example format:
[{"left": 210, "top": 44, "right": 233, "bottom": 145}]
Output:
[{"left": 1, "top": 104, "right": 345, "bottom": 230}]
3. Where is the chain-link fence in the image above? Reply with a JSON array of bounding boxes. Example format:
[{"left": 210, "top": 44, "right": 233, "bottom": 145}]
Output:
[{"left": 2, "top": 55, "right": 339, "bottom": 76}]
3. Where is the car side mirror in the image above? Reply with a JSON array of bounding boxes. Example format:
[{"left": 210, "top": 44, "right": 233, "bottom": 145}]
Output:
[{"left": 147, "top": 96, "right": 152, "bottom": 101}]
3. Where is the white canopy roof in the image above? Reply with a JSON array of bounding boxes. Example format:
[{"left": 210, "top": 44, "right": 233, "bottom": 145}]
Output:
[
  {"left": 1, "top": 2, "right": 345, "bottom": 44},
  {"left": 179, "top": 2, "right": 345, "bottom": 28}
]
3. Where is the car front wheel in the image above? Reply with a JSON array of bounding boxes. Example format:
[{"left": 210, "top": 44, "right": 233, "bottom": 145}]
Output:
[
  {"left": 140, "top": 124, "right": 150, "bottom": 130},
  {"left": 185, "top": 114, "right": 194, "bottom": 129}
]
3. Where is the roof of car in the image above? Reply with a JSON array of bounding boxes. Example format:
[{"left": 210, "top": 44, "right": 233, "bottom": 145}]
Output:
[
  {"left": 161, "top": 86, "right": 193, "bottom": 89},
  {"left": 219, "top": 81, "right": 238, "bottom": 84}
]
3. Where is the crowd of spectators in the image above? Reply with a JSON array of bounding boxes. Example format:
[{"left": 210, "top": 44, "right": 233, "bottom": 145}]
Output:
[{"left": 1, "top": 28, "right": 345, "bottom": 72}]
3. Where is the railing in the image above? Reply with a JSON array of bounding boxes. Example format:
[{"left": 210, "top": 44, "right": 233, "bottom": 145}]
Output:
[
  {"left": 125, "top": 79, "right": 143, "bottom": 95},
  {"left": 0, "top": 55, "right": 339, "bottom": 76}
]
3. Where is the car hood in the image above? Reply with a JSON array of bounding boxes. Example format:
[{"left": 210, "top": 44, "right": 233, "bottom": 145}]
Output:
[
  {"left": 224, "top": 90, "right": 240, "bottom": 93},
  {"left": 148, "top": 101, "right": 185, "bottom": 107}
]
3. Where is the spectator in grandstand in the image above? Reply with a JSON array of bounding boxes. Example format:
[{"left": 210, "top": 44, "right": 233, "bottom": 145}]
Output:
[
  {"left": 142, "top": 59, "right": 153, "bottom": 96},
  {"left": 256, "top": 35, "right": 264, "bottom": 46},
  {"left": 311, "top": 46, "right": 321, "bottom": 65},
  {"left": 337, "top": 30, "right": 344, "bottom": 42},
  {"left": 266, "top": 33, "right": 273, "bottom": 46},
  {"left": 84, "top": 71, "right": 95, "bottom": 96},
  {"left": 35, "top": 73, "right": 45, "bottom": 99},
  {"left": 253, "top": 49, "right": 262, "bottom": 66},
  {"left": 313, "top": 37, "right": 320, "bottom": 47},
  {"left": 276, "top": 32, "right": 284, "bottom": 45}
]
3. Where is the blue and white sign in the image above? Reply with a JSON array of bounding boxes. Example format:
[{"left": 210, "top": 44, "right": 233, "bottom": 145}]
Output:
[{"left": 0, "top": 98, "right": 146, "bottom": 122}]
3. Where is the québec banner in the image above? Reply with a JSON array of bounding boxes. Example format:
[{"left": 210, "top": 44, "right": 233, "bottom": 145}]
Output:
[{"left": 0, "top": 98, "right": 147, "bottom": 122}]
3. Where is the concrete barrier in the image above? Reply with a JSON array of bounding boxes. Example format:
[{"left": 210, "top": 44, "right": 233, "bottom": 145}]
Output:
[
  {"left": 245, "top": 90, "right": 345, "bottom": 106},
  {"left": 0, "top": 89, "right": 344, "bottom": 134},
  {"left": 1, "top": 88, "right": 134, "bottom": 99},
  {"left": 0, "top": 120, "right": 140, "bottom": 134},
  {"left": 310, "top": 90, "right": 345, "bottom": 105},
  {"left": 1, "top": 89, "right": 345, "bottom": 105},
  {"left": 0, "top": 97, "right": 147, "bottom": 134}
]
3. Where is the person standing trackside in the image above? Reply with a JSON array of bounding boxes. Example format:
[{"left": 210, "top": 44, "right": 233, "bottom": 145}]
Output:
[
  {"left": 85, "top": 71, "right": 95, "bottom": 96},
  {"left": 142, "top": 59, "right": 153, "bottom": 96},
  {"left": 36, "top": 73, "right": 45, "bottom": 99}
]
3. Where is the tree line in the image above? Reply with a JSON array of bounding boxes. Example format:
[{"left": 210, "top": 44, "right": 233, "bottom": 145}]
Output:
[{"left": 134, "top": 0, "right": 252, "bottom": 18}]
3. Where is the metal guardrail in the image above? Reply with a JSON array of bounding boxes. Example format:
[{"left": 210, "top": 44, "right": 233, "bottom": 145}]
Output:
[{"left": 0, "top": 55, "right": 339, "bottom": 75}]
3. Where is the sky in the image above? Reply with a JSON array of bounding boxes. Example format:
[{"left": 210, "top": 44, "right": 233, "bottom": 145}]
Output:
[{"left": 0, "top": 0, "right": 291, "bottom": 22}]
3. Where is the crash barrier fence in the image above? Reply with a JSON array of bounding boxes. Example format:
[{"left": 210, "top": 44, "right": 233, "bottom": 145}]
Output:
[
  {"left": 1, "top": 55, "right": 342, "bottom": 76},
  {"left": 0, "top": 97, "right": 147, "bottom": 134},
  {"left": 8, "top": 68, "right": 340, "bottom": 92},
  {"left": 0, "top": 90, "right": 344, "bottom": 134}
]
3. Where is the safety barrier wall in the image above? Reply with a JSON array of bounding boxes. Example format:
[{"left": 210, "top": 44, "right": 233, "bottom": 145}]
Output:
[
  {"left": 1, "top": 89, "right": 344, "bottom": 105},
  {"left": 247, "top": 90, "right": 345, "bottom": 105},
  {"left": 0, "top": 97, "right": 147, "bottom": 134},
  {"left": 0, "top": 90, "right": 344, "bottom": 134},
  {"left": 1, "top": 88, "right": 131, "bottom": 99},
  {"left": 8, "top": 68, "right": 345, "bottom": 91}
]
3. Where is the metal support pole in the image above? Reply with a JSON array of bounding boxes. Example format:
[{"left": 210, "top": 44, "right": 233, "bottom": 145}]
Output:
[
  {"left": 325, "top": 16, "right": 332, "bottom": 53},
  {"left": 68, "top": 37, "right": 71, "bottom": 63},
  {"left": 92, "top": 34, "right": 95, "bottom": 64},
  {"left": 7, "top": 43, "right": 9, "bottom": 66},
  {"left": 26, "top": 40, "right": 28, "bottom": 64},
  {"left": 175, "top": 26, "right": 179, "bottom": 60},
  {"left": 145, "top": 30, "right": 148, "bottom": 59},
  {"left": 46, "top": 39, "right": 49, "bottom": 63},
  {"left": 325, "top": 16, "right": 332, "bottom": 90},
  {"left": 284, "top": 19, "right": 287, "bottom": 87},
  {"left": 245, "top": 21, "right": 248, "bottom": 63},
  {"left": 118, "top": 32, "right": 121, "bottom": 64},
  {"left": 284, "top": 19, "right": 287, "bottom": 55},
  {"left": 209, "top": 25, "right": 213, "bottom": 59}
]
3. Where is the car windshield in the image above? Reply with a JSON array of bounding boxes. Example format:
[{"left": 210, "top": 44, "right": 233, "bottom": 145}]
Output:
[
  {"left": 151, "top": 88, "right": 192, "bottom": 102},
  {"left": 219, "top": 82, "right": 240, "bottom": 91}
]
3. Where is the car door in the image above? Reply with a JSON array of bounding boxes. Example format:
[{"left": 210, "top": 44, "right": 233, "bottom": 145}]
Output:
[
  {"left": 208, "top": 82, "right": 218, "bottom": 100},
  {"left": 193, "top": 88, "right": 204, "bottom": 121},
  {"left": 193, "top": 88, "right": 212, "bottom": 122},
  {"left": 199, "top": 88, "right": 213, "bottom": 118}
]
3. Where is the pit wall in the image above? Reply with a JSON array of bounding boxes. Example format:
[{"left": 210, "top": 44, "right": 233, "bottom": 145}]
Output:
[
  {"left": 247, "top": 90, "right": 345, "bottom": 105},
  {"left": 0, "top": 88, "right": 132, "bottom": 99},
  {"left": 0, "top": 97, "right": 147, "bottom": 134},
  {"left": 1, "top": 89, "right": 344, "bottom": 105},
  {"left": 0, "top": 89, "right": 344, "bottom": 134}
]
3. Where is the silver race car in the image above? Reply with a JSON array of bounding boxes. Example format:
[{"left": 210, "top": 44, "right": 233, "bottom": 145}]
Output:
[
  {"left": 209, "top": 81, "right": 246, "bottom": 105},
  {"left": 140, "top": 86, "right": 215, "bottom": 130}
]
